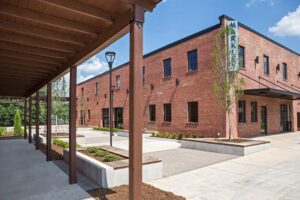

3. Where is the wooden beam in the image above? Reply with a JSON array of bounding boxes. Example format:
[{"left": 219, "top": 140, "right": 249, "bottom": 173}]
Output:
[
  {"left": 0, "top": 50, "right": 63, "bottom": 66},
  {"left": 69, "top": 66, "right": 77, "bottom": 184},
  {"left": 0, "top": 32, "right": 76, "bottom": 54},
  {"left": 29, "top": 97, "right": 32, "bottom": 143},
  {"left": 0, "top": 41, "right": 72, "bottom": 60},
  {"left": 0, "top": 65, "right": 56, "bottom": 74},
  {"left": 0, "top": 70, "right": 47, "bottom": 78},
  {"left": 0, "top": 58, "right": 59, "bottom": 69},
  {"left": 46, "top": 82, "right": 52, "bottom": 161},
  {"left": 26, "top": 9, "right": 132, "bottom": 97},
  {"left": 129, "top": 5, "right": 144, "bottom": 200},
  {"left": 24, "top": 99, "right": 27, "bottom": 139},
  {"left": 37, "top": 0, "right": 114, "bottom": 23},
  {"left": 0, "top": 2, "right": 98, "bottom": 37},
  {"left": 120, "top": 0, "right": 156, "bottom": 11},
  {"left": 0, "top": 20, "right": 86, "bottom": 46},
  {"left": 35, "top": 91, "right": 40, "bottom": 150}
]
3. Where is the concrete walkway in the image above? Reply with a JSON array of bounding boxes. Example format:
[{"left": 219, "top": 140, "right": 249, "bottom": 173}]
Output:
[
  {"left": 0, "top": 139, "right": 93, "bottom": 200},
  {"left": 149, "top": 132, "right": 300, "bottom": 200}
]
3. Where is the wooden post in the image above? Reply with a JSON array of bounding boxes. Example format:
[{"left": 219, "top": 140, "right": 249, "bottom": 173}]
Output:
[
  {"left": 28, "top": 97, "right": 32, "bottom": 143},
  {"left": 129, "top": 5, "right": 144, "bottom": 200},
  {"left": 69, "top": 66, "right": 77, "bottom": 184},
  {"left": 24, "top": 99, "right": 27, "bottom": 139},
  {"left": 35, "top": 90, "right": 40, "bottom": 150},
  {"left": 46, "top": 83, "right": 52, "bottom": 161}
]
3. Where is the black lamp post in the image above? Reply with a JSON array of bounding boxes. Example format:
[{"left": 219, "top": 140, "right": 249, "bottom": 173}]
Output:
[{"left": 105, "top": 51, "right": 116, "bottom": 146}]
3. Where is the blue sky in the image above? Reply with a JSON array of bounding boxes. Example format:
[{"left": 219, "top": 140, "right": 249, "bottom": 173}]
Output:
[{"left": 76, "top": 0, "right": 300, "bottom": 83}]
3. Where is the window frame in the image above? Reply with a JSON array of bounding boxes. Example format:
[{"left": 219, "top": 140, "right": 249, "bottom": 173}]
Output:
[
  {"left": 239, "top": 46, "right": 245, "bottom": 69},
  {"left": 251, "top": 102, "right": 257, "bottom": 122},
  {"left": 116, "top": 75, "right": 121, "bottom": 90},
  {"left": 163, "top": 103, "right": 172, "bottom": 122},
  {"left": 238, "top": 100, "right": 246, "bottom": 123},
  {"left": 163, "top": 58, "right": 172, "bottom": 78},
  {"left": 187, "top": 49, "right": 198, "bottom": 72},
  {"left": 188, "top": 101, "right": 198, "bottom": 123},
  {"left": 282, "top": 63, "right": 287, "bottom": 80},
  {"left": 148, "top": 104, "right": 156, "bottom": 122},
  {"left": 263, "top": 55, "right": 269, "bottom": 75},
  {"left": 142, "top": 66, "right": 146, "bottom": 85},
  {"left": 95, "top": 82, "right": 99, "bottom": 95}
]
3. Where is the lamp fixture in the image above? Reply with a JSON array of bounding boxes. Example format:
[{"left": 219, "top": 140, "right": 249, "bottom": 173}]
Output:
[{"left": 105, "top": 51, "right": 116, "bottom": 68}]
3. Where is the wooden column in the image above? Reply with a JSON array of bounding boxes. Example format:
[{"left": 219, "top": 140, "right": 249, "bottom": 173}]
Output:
[
  {"left": 69, "top": 66, "right": 77, "bottom": 184},
  {"left": 24, "top": 99, "right": 27, "bottom": 139},
  {"left": 28, "top": 97, "right": 32, "bottom": 143},
  {"left": 129, "top": 5, "right": 144, "bottom": 200},
  {"left": 35, "top": 91, "right": 40, "bottom": 150},
  {"left": 46, "top": 83, "right": 52, "bottom": 161}
]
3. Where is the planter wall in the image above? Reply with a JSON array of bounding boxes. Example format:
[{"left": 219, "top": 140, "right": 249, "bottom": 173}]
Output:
[{"left": 63, "top": 149, "right": 163, "bottom": 188}]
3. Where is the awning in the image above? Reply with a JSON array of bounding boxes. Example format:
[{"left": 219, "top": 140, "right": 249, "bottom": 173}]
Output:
[{"left": 243, "top": 88, "right": 300, "bottom": 100}]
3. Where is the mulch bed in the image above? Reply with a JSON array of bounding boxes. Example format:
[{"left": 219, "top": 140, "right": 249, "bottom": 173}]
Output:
[
  {"left": 39, "top": 143, "right": 64, "bottom": 160},
  {"left": 79, "top": 149, "right": 126, "bottom": 163},
  {"left": 0, "top": 135, "right": 24, "bottom": 140},
  {"left": 87, "top": 183, "right": 185, "bottom": 200}
]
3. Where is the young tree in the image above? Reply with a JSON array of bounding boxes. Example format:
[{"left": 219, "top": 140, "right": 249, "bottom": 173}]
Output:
[
  {"left": 211, "top": 26, "right": 245, "bottom": 141},
  {"left": 79, "top": 91, "right": 87, "bottom": 126},
  {"left": 52, "top": 76, "right": 68, "bottom": 133},
  {"left": 14, "top": 110, "right": 23, "bottom": 136}
]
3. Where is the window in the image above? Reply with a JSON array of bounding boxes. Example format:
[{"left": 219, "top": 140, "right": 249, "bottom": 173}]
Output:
[
  {"left": 283, "top": 63, "right": 287, "bottom": 80},
  {"left": 188, "top": 101, "right": 198, "bottom": 123},
  {"left": 163, "top": 58, "right": 172, "bottom": 77},
  {"left": 251, "top": 102, "right": 257, "bottom": 122},
  {"left": 163, "top": 103, "right": 172, "bottom": 122},
  {"left": 148, "top": 105, "right": 156, "bottom": 122},
  {"left": 238, "top": 101, "right": 246, "bottom": 123},
  {"left": 116, "top": 75, "right": 121, "bottom": 89},
  {"left": 142, "top": 66, "right": 146, "bottom": 85},
  {"left": 239, "top": 46, "right": 245, "bottom": 68},
  {"left": 187, "top": 49, "right": 198, "bottom": 72},
  {"left": 95, "top": 82, "right": 99, "bottom": 95},
  {"left": 263, "top": 55, "right": 269, "bottom": 75},
  {"left": 88, "top": 109, "right": 91, "bottom": 120},
  {"left": 81, "top": 87, "right": 84, "bottom": 95}
]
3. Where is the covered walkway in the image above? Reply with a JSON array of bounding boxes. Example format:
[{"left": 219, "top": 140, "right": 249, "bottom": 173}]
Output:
[{"left": 0, "top": 139, "right": 92, "bottom": 200}]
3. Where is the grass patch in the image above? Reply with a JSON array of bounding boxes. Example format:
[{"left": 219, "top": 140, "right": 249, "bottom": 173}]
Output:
[
  {"left": 53, "top": 139, "right": 81, "bottom": 148},
  {"left": 93, "top": 126, "right": 122, "bottom": 133},
  {"left": 82, "top": 147, "right": 122, "bottom": 162}
]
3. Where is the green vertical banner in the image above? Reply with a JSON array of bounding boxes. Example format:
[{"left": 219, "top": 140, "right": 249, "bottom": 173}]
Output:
[{"left": 227, "top": 21, "right": 239, "bottom": 72}]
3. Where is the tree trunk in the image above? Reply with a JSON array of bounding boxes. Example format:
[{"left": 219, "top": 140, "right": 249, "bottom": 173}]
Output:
[
  {"left": 55, "top": 115, "right": 58, "bottom": 135},
  {"left": 228, "top": 110, "right": 232, "bottom": 141}
]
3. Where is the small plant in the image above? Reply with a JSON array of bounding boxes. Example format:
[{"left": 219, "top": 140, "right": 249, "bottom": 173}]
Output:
[
  {"left": 0, "top": 127, "right": 7, "bottom": 136},
  {"left": 53, "top": 139, "right": 69, "bottom": 148},
  {"left": 95, "top": 150, "right": 108, "bottom": 157},
  {"left": 92, "top": 126, "right": 121, "bottom": 132},
  {"left": 14, "top": 110, "right": 23, "bottom": 136},
  {"left": 86, "top": 147, "right": 98, "bottom": 153},
  {"left": 176, "top": 134, "right": 183, "bottom": 140},
  {"left": 103, "top": 154, "right": 119, "bottom": 162}
]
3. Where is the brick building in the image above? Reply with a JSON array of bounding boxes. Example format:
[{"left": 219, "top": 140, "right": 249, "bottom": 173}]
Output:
[{"left": 76, "top": 15, "right": 300, "bottom": 138}]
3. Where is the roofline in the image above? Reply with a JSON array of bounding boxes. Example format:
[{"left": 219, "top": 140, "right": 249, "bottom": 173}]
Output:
[
  {"left": 219, "top": 15, "right": 300, "bottom": 57},
  {"left": 78, "top": 15, "right": 300, "bottom": 86},
  {"left": 77, "top": 23, "right": 221, "bottom": 86}
]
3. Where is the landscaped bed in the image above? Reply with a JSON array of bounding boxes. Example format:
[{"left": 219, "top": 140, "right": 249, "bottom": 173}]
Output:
[
  {"left": 150, "top": 132, "right": 201, "bottom": 140},
  {"left": 181, "top": 137, "right": 271, "bottom": 156},
  {"left": 39, "top": 143, "right": 64, "bottom": 160},
  {"left": 79, "top": 147, "right": 126, "bottom": 162},
  {"left": 87, "top": 183, "right": 185, "bottom": 200},
  {"left": 40, "top": 133, "right": 84, "bottom": 138}
]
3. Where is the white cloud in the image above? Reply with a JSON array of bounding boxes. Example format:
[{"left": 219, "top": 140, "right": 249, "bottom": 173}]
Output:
[
  {"left": 246, "top": 0, "right": 275, "bottom": 7},
  {"left": 77, "top": 56, "right": 108, "bottom": 83},
  {"left": 269, "top": 5, "right": 300, "bottom": 37}
]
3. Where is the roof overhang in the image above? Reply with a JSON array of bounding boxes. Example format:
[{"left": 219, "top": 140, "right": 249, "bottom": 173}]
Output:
[{"left": 243, "top": 88, "right": 300, "bottom": 100}]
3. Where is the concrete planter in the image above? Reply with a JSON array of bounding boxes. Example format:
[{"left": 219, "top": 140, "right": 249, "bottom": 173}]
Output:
[
  {"left": 33, "top": 134, "right": 86, "bottom": 144},
  {"left": 63, "top": 149, "right": 163, "bottom": 188},
  {"left": 181, "top": 138, "right": 271, "bottom": 156}
]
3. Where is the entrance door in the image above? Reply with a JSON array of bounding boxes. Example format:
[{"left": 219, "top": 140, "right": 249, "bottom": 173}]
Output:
[
  {"left": 297, "top": 112, "right": 300, "bottom": 130},
  {"left": 114, "top": 107, "right": 124, "bottom": 129},
  {"left": 280, "top": 104, "right": 288, "bottom": 131},
  {"left": 102, "top": 108, "right": 109, "bottom": 128},
  {"left": 261, "top": 106, "right": 267, "bottom": 134}
]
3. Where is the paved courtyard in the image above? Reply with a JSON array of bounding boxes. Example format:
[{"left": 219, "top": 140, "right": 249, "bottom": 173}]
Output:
[{"left": 149, "top": 132, "right": 300, "bottom": 200}]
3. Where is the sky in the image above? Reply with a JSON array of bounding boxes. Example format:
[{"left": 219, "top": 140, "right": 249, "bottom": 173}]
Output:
[{"left": 75, "top": 0, "right": 300, "bottom": 84}]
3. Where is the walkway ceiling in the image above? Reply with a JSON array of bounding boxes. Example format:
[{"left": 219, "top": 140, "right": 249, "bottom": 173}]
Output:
[
  {"left": 0, "top": 0, "right": 159, "bottom": 98},
  {"left": 243, "top": 88, "right": 300, "bottom": 100}
]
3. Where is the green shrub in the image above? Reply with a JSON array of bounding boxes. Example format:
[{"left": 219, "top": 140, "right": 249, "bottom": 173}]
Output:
[
  {"left": 95, "top": 150, "right": 108, "bottom": 157},
  {"left": 103, "top": 154, "right": 119, "bottom": 162},
  {"left": 177, "top": 134, "right": 183, "bottom": 140},
  {"left": 92, "top": 126, "right": 121, "bottom": 132},
  {"left": 53, "top": 139, "right": 69, "bottom": 148},
  {"left": 0, "top": 127, "right": 7, "bottom": 136},
  {"left": 86, "top": 147, "right": 98, "bottom": 153},
  {"left": 13, "top": 110, "right": 23, "bottom": 136}
]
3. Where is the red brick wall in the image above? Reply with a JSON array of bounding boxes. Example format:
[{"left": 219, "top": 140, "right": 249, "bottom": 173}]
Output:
[{"left": 76, "top": 17, "right": 300, "bottom": 138}]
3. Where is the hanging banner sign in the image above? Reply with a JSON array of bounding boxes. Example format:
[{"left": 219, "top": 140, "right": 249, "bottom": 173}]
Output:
[{"left": 227, "top": 21, "right": 239, "bottom": 72}]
